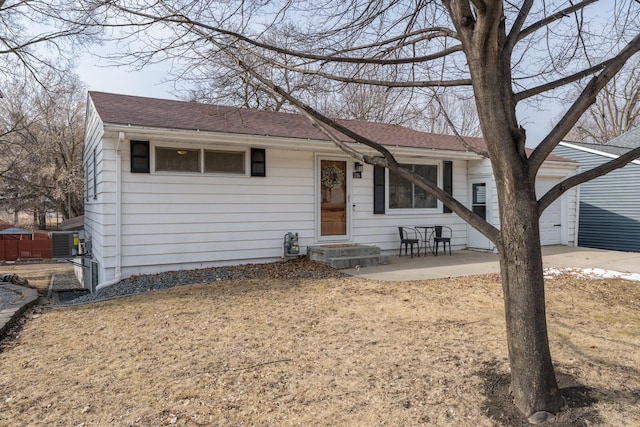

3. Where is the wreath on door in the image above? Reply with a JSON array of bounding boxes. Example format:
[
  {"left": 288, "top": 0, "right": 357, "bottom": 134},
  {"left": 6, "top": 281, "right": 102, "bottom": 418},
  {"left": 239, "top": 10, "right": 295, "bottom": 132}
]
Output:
[{"left": 321, "top": 164, "right": 345, "bottom": 190}]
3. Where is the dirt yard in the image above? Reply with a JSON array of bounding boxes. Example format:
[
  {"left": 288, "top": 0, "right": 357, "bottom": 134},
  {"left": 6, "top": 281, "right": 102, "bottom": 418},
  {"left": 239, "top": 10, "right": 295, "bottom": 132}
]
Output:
[{"left": 0, "top": 263, "right": 638, "bottom": 426}]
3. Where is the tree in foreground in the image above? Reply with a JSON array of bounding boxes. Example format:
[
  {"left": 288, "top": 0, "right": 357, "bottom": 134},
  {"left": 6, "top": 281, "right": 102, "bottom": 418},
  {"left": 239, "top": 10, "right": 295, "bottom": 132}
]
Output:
[{"left": 82, "top": 0, "right": 640, "bottom": 422}]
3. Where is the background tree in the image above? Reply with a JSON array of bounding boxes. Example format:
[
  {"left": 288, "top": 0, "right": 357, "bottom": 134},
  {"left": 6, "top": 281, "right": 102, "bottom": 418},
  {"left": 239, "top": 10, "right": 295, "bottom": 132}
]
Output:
[
  {"left": 80, "top": 0, "right": 640, "bottom": 422},
  {"left": 0, "top": 73, "right": 86, "bottom": 224},
  {"left": 566, "top": 57, "right": 640, "bottom": 143},
  {"left": 0, "top": 0, "right": 100, "bottom": 227},
  {"left": 180, "top": 24, "right": 481, "bottom": 134}
]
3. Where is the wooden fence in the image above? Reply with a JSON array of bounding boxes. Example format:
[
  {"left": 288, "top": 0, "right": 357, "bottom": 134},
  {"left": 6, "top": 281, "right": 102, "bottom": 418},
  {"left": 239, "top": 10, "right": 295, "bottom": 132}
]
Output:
[{"left": 0, "top": 234, "right": 53, "bottom": 261}]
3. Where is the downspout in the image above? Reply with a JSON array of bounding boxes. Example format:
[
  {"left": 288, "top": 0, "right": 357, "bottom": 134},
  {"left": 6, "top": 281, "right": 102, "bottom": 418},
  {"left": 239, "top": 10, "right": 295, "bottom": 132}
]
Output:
[{"left": 96, "top": 131, "right": 124, "bottom": 291}]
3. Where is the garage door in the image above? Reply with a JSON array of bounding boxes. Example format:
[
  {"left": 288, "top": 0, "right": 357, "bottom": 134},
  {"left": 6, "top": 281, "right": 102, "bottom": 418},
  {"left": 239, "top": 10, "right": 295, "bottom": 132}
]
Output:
[{"left": 536, "top": 177, "right": 562, "bottom": 245}]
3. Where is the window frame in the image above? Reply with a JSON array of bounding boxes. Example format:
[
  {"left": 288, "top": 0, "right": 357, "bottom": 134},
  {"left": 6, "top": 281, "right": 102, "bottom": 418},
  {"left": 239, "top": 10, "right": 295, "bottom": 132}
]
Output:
[
  {"left": 151, "top": 143, "right": 251, "bottom": 176},
  {"left": 154, "top": 146, "right": 201, "bottom": 173},
  {"left": 386, "top": 161, "right": 441, "bottom": 214},
  {"left": 203, "top": 148, "right": 247, "bottom": 175}
]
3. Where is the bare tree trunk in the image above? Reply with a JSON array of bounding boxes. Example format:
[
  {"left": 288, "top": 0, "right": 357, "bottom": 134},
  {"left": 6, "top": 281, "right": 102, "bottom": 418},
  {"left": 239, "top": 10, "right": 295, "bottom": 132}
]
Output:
[
  {"left": 38, "top": 210, "right": 46, "bottom": 230},
  {"left": 495, "top": 168, "right": 564, "bottom": 420}
]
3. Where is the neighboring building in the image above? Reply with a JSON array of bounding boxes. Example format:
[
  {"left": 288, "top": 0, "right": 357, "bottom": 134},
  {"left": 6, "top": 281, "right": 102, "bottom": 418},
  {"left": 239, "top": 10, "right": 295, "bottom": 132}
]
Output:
[
  {"left": 82, "top": 91, "right": 579, "bottom": 291},
  {"left": 553, "top": 129, "right": 640, "bottom": 252}
]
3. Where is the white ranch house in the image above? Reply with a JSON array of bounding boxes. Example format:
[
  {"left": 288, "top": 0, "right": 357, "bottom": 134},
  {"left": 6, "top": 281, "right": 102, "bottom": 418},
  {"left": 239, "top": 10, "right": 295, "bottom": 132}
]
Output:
[{"left": 82, "top": 91, "right": 579, "bottom": 291}]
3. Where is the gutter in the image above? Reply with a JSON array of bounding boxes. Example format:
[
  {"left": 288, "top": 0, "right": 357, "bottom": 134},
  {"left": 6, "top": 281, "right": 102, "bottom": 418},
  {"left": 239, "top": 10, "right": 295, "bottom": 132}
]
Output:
[{"left": 96, "top": 131, "right": 124, "bottom": 291}]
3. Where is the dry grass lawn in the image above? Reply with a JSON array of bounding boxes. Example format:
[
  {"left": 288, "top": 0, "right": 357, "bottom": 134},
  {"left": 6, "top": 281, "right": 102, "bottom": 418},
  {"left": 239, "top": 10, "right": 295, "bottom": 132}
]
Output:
[
  {"left": 0, "top": 261, "right": 73, "bottom": 293},
  {"left": 0, "top": 264, "right": 639, "bottom": 426}
]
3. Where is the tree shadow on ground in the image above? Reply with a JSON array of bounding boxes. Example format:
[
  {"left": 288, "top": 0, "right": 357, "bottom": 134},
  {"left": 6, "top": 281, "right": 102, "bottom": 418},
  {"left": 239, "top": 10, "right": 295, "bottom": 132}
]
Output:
[{"left": 479, "top": 361, "right": 603, "bottom": 426}]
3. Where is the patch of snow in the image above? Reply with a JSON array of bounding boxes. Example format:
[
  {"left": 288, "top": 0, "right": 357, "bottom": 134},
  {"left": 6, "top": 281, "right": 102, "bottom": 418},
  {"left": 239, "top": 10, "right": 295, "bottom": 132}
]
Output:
[{"left": 544, "top": 267, "right": 640, "bottom": 282}]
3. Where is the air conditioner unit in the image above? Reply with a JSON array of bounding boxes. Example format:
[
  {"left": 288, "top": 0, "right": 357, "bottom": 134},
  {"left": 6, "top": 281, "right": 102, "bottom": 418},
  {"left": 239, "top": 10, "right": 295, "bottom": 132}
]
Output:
[{"left": 50, "top": 232, "right": 76, "bottom": 258}]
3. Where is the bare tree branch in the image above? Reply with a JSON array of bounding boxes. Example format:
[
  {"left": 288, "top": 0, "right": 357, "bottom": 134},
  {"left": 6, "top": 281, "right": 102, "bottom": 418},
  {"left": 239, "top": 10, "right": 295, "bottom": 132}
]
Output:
[
  {"left": 432, "top": 91, "right": 488, "bottom": 157},
  {"left": 529, "top": 32, "right": 640, "bottom": 176},
  {"left": 514, "top": 58, "right": 615, "bottom": 101},
  {"left": 105, "top": 3, "right": 462, "bottom": 66},
  {"left": 505, "top": 0, "right": 533, "bottom": 54},
  {"left": 517, "top": 0, "right": 599, "bottom": 42}
]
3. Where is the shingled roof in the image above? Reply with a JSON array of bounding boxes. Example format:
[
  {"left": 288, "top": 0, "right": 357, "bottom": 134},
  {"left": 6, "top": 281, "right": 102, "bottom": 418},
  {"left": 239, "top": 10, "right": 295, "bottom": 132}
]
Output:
[
  {"left": 89, "top": 91, "right": 486, "bottom": 153},
  {"left": 605, "top": 126, "right": 640, "bottom": 149},
  {"left": 88, "top": 92, "right": 574, "bottom": 163}
]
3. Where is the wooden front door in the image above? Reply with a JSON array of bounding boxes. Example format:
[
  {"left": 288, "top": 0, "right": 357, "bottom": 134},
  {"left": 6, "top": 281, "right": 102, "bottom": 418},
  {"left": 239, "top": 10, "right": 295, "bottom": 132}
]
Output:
[{"left": 320, "top": 159, "right": 348, "bottom": 237}]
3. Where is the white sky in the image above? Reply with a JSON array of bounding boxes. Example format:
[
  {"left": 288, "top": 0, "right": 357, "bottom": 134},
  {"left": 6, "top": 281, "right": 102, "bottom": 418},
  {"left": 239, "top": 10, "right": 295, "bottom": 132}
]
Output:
[{"left": 77, "top": 50, "right": 177, "bottom": 100}]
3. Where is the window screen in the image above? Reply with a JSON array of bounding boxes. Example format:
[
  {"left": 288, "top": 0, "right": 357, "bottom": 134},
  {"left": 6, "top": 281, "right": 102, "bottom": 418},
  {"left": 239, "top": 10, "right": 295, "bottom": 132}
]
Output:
[
  {"left": 204, "top": 150, "right": 245, "bottom": 174},
  {"left": 156, "top": 147, "right": 200, "bottom": 172}
]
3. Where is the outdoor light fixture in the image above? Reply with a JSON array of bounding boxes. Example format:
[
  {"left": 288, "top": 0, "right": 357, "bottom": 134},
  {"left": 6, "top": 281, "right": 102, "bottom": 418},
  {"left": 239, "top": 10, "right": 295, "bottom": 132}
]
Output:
[
  {"left": 176, "top": 150, "right": 188, "bottom": 155},
  {"left": 353, "top": 162, "right": 363, "bottom": 179}
]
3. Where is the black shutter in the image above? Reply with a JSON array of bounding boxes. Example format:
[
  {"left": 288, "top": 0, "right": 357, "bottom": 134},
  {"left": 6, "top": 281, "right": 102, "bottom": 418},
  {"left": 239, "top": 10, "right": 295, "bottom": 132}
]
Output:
[
  {"left": 130, "top": 140, "right": 150, "bottom": 173},
  {"left": 250, "top": 148, "right": 266, "bottom": 177},
  {"left": 443, "top": 161, "right": 453, "bottom": 213},
  {"left": 373, "top": 165, "right": 385, "bottom": 214}
]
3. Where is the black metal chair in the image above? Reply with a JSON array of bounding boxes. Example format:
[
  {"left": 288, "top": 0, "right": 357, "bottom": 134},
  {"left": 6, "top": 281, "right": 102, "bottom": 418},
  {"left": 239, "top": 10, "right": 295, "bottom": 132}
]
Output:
[
  {"left": 432, "top": 225, "right": 452, "bottom": 256},
  {"left": 398, "top": 226, "right": 420, "bottom": 258}
]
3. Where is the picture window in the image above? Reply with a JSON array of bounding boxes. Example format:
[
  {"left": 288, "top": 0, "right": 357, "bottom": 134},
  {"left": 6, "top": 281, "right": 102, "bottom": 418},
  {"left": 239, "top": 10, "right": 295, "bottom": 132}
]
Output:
[{"left": 389, "top": 164, "right": 438, "bottom": 209}]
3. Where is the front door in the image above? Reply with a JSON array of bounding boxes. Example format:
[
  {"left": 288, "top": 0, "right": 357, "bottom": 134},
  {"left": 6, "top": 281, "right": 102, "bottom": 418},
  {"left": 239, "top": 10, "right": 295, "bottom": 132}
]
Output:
[
  {"left": 319, "top": 159, "right": 348, "bottom": 238},
  {"left": 468, "top": 180, "right": 493, "bottom": 250}
]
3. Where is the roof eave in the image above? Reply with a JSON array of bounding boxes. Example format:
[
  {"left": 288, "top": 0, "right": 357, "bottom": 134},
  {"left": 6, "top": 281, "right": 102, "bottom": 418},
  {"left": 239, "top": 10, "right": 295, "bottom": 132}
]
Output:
[
  {"left": 101, "top": 122, "right": 485, "bottom": 160},
  {"left": 559, "top": 141, "right": 640, "bottom": 166}
]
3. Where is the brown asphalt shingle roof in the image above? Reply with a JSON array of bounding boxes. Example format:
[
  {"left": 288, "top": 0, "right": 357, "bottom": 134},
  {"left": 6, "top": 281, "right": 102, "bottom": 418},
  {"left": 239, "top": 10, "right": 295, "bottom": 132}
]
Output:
[
  {"left": 88, "top": 91, "right": 573, "bottom": 162},
  {"left": 88, "top": 91, "right": 485, "bottom": 153}
]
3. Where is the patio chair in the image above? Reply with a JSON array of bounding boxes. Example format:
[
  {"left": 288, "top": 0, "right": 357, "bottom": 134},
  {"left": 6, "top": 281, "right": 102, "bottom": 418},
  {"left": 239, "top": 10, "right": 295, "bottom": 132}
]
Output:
[
  {"left": 398, "top": 226, "right": 420, "bottom": 258},
  {"left": 432, "top": 225, "right": 452, "bottom": 256}
]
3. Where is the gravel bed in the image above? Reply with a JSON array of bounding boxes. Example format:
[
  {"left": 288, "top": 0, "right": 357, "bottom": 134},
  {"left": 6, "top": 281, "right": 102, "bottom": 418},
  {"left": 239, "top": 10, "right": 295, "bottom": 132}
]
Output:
[
  {"left": 62, "top": 257, "right": 346, "bottom": 306},
  {"left": 51, "top": 271, "right": 81, "bottom": 291}
]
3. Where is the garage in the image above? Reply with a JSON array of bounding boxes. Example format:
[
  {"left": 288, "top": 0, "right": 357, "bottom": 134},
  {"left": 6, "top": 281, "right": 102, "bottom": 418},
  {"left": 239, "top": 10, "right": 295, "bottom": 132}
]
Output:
[{"left": 536, "top": 176, "right": 563, "bottom": 245}]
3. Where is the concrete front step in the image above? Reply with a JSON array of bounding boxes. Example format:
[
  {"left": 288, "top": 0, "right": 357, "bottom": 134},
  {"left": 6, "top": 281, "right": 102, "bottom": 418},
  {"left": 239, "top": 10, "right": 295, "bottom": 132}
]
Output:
[{"left": 307, "top": 244, "right": 384, "bottom": 269}]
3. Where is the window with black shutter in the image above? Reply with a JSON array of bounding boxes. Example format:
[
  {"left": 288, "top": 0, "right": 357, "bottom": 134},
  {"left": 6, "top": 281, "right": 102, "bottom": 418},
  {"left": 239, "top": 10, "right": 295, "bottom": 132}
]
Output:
[
  {"left": 130, "top": 140, "right": 150, "bottom": 173},
  {"left": 443, "top": 161, "right": 453, "bottom": 213},
  {"left": 373, "top": 165, "right": 385, "bottom": 214},
  {"left": 250, "top": 148, "right": 266, "bottom": 177}
]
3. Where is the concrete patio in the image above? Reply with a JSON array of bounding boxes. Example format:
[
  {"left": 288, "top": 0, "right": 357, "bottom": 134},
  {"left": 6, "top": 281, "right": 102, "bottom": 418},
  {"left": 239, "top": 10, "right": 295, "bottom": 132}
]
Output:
[{"left": 340, "top": 245, "right": 640, "bottom": 281}]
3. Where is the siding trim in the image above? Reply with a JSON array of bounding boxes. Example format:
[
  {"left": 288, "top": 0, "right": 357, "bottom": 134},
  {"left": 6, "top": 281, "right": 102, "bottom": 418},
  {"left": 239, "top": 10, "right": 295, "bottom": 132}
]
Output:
[{"left": 560, "top": 141, "right": 640, "bottom": 165}]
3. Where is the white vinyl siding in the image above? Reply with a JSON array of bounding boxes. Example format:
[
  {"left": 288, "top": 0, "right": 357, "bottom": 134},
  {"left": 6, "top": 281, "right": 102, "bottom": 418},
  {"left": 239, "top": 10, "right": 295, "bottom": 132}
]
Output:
[
  {"left": 467, "top": 158, "right": 578, "bottom": 250},
  {"left": 116, "top": 146, "right": 315, "bottom": 275},
  {"left": 94, "top": 135, "right": 475, "bottom": 279},
  {"left": 85, "top": 102, "right": 578, "bottom": 283},
  {"left": 350, "top": 160, "right": 470, "bottom": 255}
]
